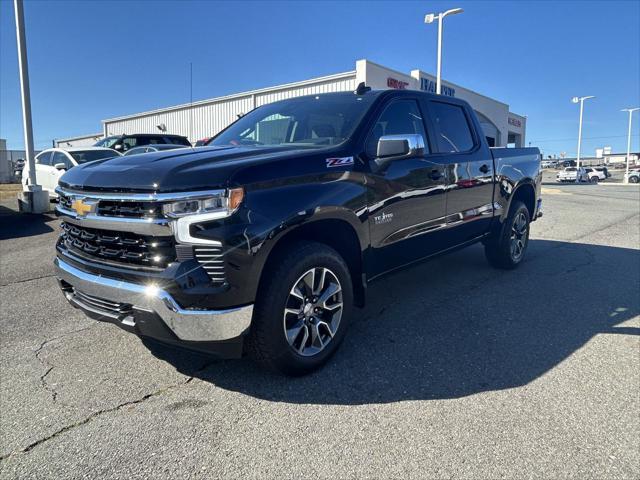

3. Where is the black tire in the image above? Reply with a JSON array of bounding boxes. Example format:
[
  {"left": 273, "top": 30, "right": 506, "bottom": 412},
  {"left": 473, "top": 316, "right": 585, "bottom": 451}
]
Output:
[
  {"left": 590, "top": 176, "right": 599, "bottom": 184},
  {"left": 484, "top": 201, "right": 531, "bottom": 270},
  {"left": 630, "top": 176, "right": 639, "bottom": 184},
  {"left": 247, "top": 241, "right": 353, "bottom": 376}
]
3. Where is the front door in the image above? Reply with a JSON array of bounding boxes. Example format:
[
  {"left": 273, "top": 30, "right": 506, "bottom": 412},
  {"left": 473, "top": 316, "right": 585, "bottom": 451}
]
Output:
[
  {"left": 365, "top": 98, "right": 447, "bottom": 279},
  {"left": 426, "top": 100, "right": 495, "bottom": 244}
]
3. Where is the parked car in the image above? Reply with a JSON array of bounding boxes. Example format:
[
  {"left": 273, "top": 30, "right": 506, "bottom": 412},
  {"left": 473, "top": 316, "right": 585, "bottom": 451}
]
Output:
[
  {"left": 12, "top": 157, "right": 25, "bottom": 178},
  {"left": 561, "top": 160, "right": 577, "bottom": 168},
  {"left": 584, "top": 167, "right": 606, "bottom": 183},
  {"left": 556, "top": 166, "right": 588, "bottom": 182},
  {"left": 122, "top": 144, "right": 190, "bottom": 156},
  {"left": 22, "top": 147, "right": 121, "bottom": 199},
  {"left": 594, "top": 166, "right": 611, "bottom": 178},
  {"left": 624, "top": 169, "right": 640, "bottom": 183},
  {"left": 94, "top": 134, "right": 191, "bottom": 153},
  {"left": 541, "top": 160, "right": 556, "bottom": 168},
  {"left": 54, "top": 87, "right": 542, "bottom": 375}
]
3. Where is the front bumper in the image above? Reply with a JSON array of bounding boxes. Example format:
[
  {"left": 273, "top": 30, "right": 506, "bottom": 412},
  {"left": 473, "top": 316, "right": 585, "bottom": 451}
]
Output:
[{"left": 55, "top": 257, "right": 253, "bottom": 354}]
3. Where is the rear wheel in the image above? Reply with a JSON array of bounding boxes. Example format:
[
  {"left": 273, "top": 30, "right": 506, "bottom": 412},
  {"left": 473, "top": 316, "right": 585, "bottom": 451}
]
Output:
[
  {"left": 630, "top": 176, "right": 639, "bottom": 184},
  {"left": 590, "top": 176, "right": 599, "bottom": 184},
  {"left": 247, "top": 241, "right": 353, "bottom": 376},
  {"left": 484, "top": 201, "right": 530, "bottom": 270}
]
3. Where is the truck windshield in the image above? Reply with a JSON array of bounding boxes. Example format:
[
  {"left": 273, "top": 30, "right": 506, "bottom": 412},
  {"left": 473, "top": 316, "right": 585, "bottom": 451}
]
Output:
[
  {"left": 94, "top": 136, "right": 119, "bottom": 148},
  {"left": 209, "top": 94, "right": 375, "bottom": 148}
]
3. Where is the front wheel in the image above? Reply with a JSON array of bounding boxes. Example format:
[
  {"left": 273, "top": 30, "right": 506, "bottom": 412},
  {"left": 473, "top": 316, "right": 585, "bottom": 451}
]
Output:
[
  {"left": 590, "top": 176, "right": 599, "bottom": 184},
  {"left": 484, "top": 201, "right": 531, "bottom": 270},
  {"left": 630, "top": 176, "right": 639, "bottom": 184},
  {"left": 247, "top": 241, "right": 353, "bottom": 376}
]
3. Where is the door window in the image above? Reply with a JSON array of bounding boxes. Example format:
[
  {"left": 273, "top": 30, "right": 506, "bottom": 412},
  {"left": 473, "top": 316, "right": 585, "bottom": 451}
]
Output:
[
  {"left": 36, "top": 151, "right": 53, "bottom": 166},
  {"left": 429, "top": 102, "right": 475, "bottom": 153},
  {"left": 366, "top": 100, "right": 428, "bottom": 157},
  {"left": 52, "top": 151, "right": 72, "bottom": 169}
]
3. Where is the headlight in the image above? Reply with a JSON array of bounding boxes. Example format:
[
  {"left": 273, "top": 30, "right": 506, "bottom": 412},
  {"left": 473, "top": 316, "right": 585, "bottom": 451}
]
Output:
[{"left": 162, "top": 188, "right": 244, "bottom": 219}]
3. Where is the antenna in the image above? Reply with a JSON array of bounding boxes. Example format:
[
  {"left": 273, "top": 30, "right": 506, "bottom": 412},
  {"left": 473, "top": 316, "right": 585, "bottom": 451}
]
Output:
[{"left": 354, "top": 82, "right": 371, "bottom": 95}]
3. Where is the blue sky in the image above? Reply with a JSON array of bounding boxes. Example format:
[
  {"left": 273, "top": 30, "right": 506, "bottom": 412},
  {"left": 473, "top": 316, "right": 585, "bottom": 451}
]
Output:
[{"left": 1, "top": 0, "right": 638, "bottom": 157}]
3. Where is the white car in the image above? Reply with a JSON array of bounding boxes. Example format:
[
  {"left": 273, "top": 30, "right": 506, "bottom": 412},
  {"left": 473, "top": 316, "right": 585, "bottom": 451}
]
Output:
[
  {"left": 624, "top": 169, "right": 640, "bottom": 184},
  {"left": 584, "top": 167, "right": 606, "bottom": 183},
  {"left": 556, "top": 167, "right": 589, "bottom": 182},
  {"left": 22, "top": 147, "right": 120, "bottom": 199}
]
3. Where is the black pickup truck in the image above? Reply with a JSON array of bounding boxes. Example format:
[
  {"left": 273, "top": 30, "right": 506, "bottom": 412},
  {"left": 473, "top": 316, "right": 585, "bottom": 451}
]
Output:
[{"left": 55, "top": 86, "right": 541, "bottom": 375}]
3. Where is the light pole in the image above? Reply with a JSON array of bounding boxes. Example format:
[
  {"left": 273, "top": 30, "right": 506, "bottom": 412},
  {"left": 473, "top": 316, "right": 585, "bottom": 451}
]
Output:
[
  {"left": 424, "top": 8, "right": 463, "bottom": 95},
  {"left": 621, "top": 107, "right": 639, "bottom": 183},
  {"left": 571, "top": 95, "right": 595, "bottom": 181},
  {"left": 14, "top": 0, "right": 47, "bottom": 212}
]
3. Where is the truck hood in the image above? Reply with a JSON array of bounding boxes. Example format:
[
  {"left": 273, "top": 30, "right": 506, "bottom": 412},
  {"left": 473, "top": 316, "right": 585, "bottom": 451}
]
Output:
[{"left": 59, "top": 145, "right": 313, "bottom": 193}]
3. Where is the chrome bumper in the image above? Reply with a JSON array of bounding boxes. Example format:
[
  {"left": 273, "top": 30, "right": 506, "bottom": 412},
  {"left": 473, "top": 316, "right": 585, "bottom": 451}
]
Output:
[{"left": 54, "top": 257, "right": 253, "bottom": 342}]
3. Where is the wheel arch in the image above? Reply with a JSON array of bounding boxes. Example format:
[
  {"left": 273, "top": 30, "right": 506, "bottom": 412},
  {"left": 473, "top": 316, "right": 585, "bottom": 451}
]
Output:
[{"left": 256, "top": 217, "right": 366, "bottom": 308}]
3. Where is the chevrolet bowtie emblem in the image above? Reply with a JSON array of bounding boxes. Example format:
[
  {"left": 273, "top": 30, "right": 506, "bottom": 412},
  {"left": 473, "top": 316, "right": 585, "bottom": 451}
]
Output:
[{"left": 71, "top": 198, "right": 95, "bottom": 217}]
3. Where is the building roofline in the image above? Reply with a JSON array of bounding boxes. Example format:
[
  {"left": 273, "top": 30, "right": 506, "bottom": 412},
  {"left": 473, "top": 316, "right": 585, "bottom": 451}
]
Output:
[
  {"left": 55, "top": 133, "right": 103, "bottom": 143},
  {"left": 102, "top": 70, "right": 357, "bottom": 124}
]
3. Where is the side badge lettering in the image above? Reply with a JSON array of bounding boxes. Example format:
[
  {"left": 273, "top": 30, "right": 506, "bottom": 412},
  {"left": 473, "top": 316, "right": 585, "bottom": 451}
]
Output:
[
  {"left": 326, "top": 156, "right": 354, "bottom": 168},
  {"left": 374, "top": 212, "right": 394, "bottom": 225}
]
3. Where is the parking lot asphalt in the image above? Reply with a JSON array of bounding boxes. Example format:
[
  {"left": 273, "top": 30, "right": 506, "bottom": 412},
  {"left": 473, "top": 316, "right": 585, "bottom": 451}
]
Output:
[{"left": 1, "top": 184, "right": 639, "bottom": 479}]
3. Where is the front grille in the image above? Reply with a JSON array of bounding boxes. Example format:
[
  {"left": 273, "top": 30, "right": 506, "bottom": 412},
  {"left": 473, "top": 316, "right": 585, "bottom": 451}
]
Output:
[
  {"left": 58, "top": 191, "right": 162, "bottom": 220},
  {"left": 61, "top": 222, "right": 175, "bottom": 269},
  {"left": 97, "top": 201, "right": 163, "bottom": 219},
  {"left": 59, "top": 194, "right": 72, "bottom": 210},
  {"left": 194, "top": 246, "right": 226, "bottom": 284}
]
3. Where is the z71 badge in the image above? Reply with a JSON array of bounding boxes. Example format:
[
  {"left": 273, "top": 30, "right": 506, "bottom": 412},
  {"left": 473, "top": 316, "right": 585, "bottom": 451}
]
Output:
[{"left": 326, "top": 156, "right": 354, "bottom": 168}]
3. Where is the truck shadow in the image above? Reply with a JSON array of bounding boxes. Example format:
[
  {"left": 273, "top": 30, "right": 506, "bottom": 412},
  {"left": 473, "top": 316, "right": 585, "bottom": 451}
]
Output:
[
  {"left": 0, "top": 204, "right": 56, "bottom": 240},
  {"left": 144, "top": 239, "right": 640, "bottom": 405}
]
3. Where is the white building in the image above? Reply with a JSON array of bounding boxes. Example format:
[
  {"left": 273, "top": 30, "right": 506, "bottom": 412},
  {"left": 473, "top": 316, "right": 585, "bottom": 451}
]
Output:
[{"left": 71, "top": 59, "right": 528, "bottom": 148}]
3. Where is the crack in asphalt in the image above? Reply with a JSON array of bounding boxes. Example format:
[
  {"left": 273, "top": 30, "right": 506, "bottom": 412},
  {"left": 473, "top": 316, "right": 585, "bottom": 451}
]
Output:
[
  {"left": 0, "top": 273, "right": 56, "bottom": 288},
  {"left": 33, "top": 325, "right": 98, "bottom": 408},
  {"left": 0, "top": 358, "right": 217, "bottom": 463}
]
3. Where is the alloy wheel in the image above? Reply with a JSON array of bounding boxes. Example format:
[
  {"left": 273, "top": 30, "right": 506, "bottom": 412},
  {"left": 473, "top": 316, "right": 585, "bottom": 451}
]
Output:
[
  {"left": 510, "top": 211, "right": 529, "bottom": 261},
  {"left": 283, "top": 267, "right": 343, "bottom": 357}
]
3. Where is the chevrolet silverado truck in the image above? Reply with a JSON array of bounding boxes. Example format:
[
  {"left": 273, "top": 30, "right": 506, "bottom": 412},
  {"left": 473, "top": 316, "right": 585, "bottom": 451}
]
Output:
[{"left": 54, "top": 86, "right": 542, "bottom": 375}]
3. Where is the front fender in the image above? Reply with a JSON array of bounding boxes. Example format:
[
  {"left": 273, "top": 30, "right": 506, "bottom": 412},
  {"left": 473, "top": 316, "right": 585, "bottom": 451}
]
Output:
[{"left": 192, "top": 172, "right": 369, "bottom": 306}]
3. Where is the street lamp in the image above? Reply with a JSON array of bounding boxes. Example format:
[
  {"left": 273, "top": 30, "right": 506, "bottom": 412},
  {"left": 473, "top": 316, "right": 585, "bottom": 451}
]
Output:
[
  {"left": 424, "top": 7, "right": 463, "bottom": 95},
  {"left": 571, "top": 95, "right": 595, "bottom": 179},
  {"left": 621, "top": 107, "right": 639, "bottom": 183}
]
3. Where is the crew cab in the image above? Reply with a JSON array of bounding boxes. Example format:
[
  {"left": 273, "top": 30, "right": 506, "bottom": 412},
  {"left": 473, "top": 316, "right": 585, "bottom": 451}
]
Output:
[{"left": 54, "top": 87, "right": 542, "bottom": 375}]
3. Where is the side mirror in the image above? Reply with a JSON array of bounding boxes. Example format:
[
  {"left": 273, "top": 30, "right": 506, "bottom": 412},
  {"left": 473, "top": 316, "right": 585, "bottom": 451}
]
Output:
[
  {"left": 374, "top": 134, "right": 425, "bottom": 171},
  {"left": 114, "top": 144, "right": 124, "bottom": 151},
  {"left": 54, "top": 163, "right": 67, "bottom": 171}
]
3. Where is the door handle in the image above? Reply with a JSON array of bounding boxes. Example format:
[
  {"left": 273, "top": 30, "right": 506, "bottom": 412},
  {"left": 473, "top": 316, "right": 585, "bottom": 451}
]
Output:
[
  {"left": 479, "top": 164, "right": 490, "bottom": 174},
  {"left": 429, "top": 169, "right": 443, "bottom": 180}
]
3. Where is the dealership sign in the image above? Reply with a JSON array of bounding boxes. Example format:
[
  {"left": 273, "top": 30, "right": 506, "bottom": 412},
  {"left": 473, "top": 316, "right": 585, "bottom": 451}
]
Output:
[
  {"left": 508, "top": 117, "right": 522, "bottom": 128},
  {"left": 387, "top": 77, "right": 409, "bottom": 89},
  {"left": 420, "top": 78, "right": 455, "bottom": 97}
]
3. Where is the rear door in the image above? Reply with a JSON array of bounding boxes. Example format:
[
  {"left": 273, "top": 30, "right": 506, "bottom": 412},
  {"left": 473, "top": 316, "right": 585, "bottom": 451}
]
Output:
[
  {"left": 426, "top": 100, "right": 495, "bottom": 243},
  {"left": 365, "top": 97, "right": 447, "bottom": 278},
  {"left": 32, "top": 151, "right": 52, "bottom": 188}
]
